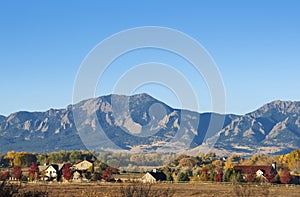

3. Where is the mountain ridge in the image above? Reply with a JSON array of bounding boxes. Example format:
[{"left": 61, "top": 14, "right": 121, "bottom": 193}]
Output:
[{"left": 0, "top": 94, "right": 299, "bottom": 156}]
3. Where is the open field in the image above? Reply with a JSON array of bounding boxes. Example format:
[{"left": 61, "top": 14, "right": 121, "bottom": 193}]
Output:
[{"left": 13, "top": 182, "right": 300, "bottom": 197}]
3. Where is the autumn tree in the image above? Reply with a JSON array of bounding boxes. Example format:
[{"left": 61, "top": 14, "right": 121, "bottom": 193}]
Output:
[
  {"left": 215, "top": 169, "right": 223, "bottom": 182},
  {"left": 5, "top": 151, "right": 15, "bottom": 166},
  {"left": 265, "top": 172, "right": 276, "bottom": 183},
  {"left": 283, "top": 150, "right": 300, "bottom": 172},
  {"left": 13, "top": 166, "right": 22, "bottom": 180},
  {"left": 13, "top": 153, "right": 24, "bottom": 167},
  {"left": 0, "top": 171, "right": 9, "bottom": 180},
  {"left": 179, "top": 157, "right": 197, "bottom": 168},
  {"left": 62, "top": 164, "right": 72, "bottom": 181},
  {"left": 224, "top": 154, "right": 242, "bottom": 170},
  {"left": 102, "top": 167, "right": 113, "bottom": 182},
  {"left": 212, "top": 160, "right": 223, "bottom": 170},
  {"left": 279, "top": 168, "right": 292, "bottom": 184},
  {"left": 199, "top": 169, "right": 209, "bottom": 181},
  {"left": 28, "top": 162, "right": 39, "bottom": 181},
  {"left": 241, "top": 155, "right": 271, "bottom": 166},
  {"left": 203, "top": 152, "right": 216, "bottom": 162}
]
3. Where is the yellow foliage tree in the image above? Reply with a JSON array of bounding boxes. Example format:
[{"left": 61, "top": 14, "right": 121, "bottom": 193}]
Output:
[
  {"left": 5, "top": 151, "right": 15, "bottom": 160},
  {"left": 224, "top": 154, "right": 242, "bottom": 170},
  {"left": 285, "top": 149, "right": 300, "bottom": 172}
]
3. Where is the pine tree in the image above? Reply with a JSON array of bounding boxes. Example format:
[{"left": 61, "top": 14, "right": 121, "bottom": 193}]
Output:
[{"left": 177, "top": 172, "right": 189, "bottom": 182}]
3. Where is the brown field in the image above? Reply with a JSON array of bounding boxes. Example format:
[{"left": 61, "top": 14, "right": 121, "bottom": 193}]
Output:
[{"left": 14, "top": 182, "right": 300, "bottom": 197}]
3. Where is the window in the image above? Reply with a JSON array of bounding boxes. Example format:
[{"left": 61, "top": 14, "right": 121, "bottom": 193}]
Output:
[{"left": 81, "top": 163, "right": 87, "bottom": 167}]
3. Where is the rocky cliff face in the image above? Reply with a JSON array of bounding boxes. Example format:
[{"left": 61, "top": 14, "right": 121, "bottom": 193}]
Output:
[
  {"left": 0, "top": 94, "right": 299, "bottom": 156},
  {"left": 206, "top": 100, "right": 300, "bottom": 155}
]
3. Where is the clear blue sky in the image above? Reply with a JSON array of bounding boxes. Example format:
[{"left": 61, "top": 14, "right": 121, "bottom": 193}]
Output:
[{"left": 0, "top": 0, "right": 299, "bottom": 116}]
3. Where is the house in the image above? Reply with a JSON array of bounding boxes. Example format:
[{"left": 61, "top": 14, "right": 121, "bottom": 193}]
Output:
[
  {"left": 141, "top": 170, "right": 167, "bottom": 183},
  {"left": 39, "top": 164, "right": 63, "bottom": 181},
  {"left": 72, "top": 171, "right": 82, "bottom": 182},
  {"left": 233, "top": 162, "right": 277, "bottom": 182},
  {"left": 73, "top": 159, "right": 93, "bottom": 172}
]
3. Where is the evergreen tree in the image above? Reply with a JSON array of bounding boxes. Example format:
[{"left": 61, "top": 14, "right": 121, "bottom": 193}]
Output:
[
  {"left": 177, "top": 172, "right": 189, "bottom": 182},
  {"left": 166, "top": 173, "right": 174, "bottom": 182}
]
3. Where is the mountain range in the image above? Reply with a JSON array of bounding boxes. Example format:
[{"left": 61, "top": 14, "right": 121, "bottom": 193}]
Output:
[{"left": 0, "top": 93, "right": 299, "bottom": 156}]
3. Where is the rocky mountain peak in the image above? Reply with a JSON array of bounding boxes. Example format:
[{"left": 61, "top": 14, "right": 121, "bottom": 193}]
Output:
[
  {"left": 247, "top": 100, "right": 300, "bottom": 121},
  {"left": 0, "top": 95, "right": 300, "bottom": 156}
]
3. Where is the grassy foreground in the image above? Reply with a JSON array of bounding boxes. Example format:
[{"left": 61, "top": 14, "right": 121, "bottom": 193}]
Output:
[{"left": 4, "top": 182, "right": 300, "bottom": 197}]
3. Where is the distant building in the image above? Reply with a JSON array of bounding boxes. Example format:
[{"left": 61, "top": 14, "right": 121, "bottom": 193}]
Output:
[
  {"left": 141, "top": 170, "right": 167, "bottom": 183},
  {"left": 73, "top": 159, "right": 93, "bottom": 172},
  {"left": 39, "top": 164, "right": 64, "bottom": 181},
  {"left": 72, "top": 171, "right": 82, "bottom": 182}
]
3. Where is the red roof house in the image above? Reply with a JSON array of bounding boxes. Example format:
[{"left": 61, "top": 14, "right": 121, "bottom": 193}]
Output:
[{"left": 233, "top": 163, "right": 277, "bottom": 183}]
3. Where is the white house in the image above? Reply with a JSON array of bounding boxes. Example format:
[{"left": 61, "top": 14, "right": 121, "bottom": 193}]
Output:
[
  {"left": 39, "top": 164, "right": 61, "bottom": 181},
  {"left": 72, "top": 171, "right": 82, "bottom": 182},
  {"left": 141, "top": 171, "right": 167, "bottom": 183},
  {"left": 45, "top": 165, "right": 58, "bottom": 179},
  {"left": 256, "top": 169, "right": 264, "bottom": 177}
]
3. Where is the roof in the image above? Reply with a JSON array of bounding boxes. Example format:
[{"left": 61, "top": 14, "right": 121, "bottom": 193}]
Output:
[
  {"left": 57, "top": 164, "right": 65, "bottom": 171},
  {"left": 148, "top": 172, "right": 167, "bottom": 181},
  {"left": 234, "top": 165, "right": 275, "bottom": 174},
  {"left": 38, "top": 164, "right": 62, "bottom": 172},
  {"left": 38, "top": 165, "right": 48, "bottom": 171},
  {"left": 74, "top": 159, "right": 94, "bottom": 165}
]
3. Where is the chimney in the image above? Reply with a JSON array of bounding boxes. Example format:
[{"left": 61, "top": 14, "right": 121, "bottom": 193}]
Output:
[
  {"left": 272, "top": 162, "right": 276, "bottom": 170},
  {"left": 153, "top": 169, "right": 157, "bottom": 173}
]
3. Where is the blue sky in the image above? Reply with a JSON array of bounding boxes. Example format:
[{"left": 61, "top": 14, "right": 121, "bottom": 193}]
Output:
[{"left": 0, "top": 0, "right": 299, "bottom": 116}]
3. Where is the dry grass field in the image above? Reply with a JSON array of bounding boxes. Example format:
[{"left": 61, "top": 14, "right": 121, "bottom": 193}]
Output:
[{"left": 13, "top": 182, "right": 300, "bottom": 197}]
